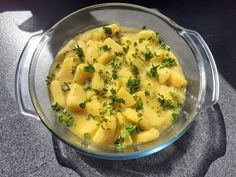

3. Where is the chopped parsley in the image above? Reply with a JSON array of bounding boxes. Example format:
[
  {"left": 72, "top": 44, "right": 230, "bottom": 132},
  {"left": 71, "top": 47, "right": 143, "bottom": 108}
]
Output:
[
  {"left": 73, "top": 45, "right": 84, "bottom": 61},
  {"left": 79, "top": 99, "right": 91, "bottom": 109},
  {"left": 51, "top": 102, "right": 74, "bottom": 127},
  {"left": 100, "top": 45, "right": 111, "bottom": 51},
  {"left": 110, "top": 95, "right": 125, "bottom": 104},
  {"left": 131, "top": 65, "right": 139, "bottom": 75},
  {"left": 172, "top": 113, "right": 179, "bottom": 122},
  {"left": 170, "top": 91, "right": 178, "bottom": 98},
  {"left": 111, "top": 56, "right": 122, "bottom": 69},
  {"left": 110, "top": 88, "right": 117, "bottom": 95},
  {"left": 55, "top": 64, "right": 61, "bottom": 69},
  {"left": 144, "top": 48, "right": 153, "bottom": 61},
  {"left": 126, "top": 124, "right": 140, "bottom": 135},
  {"left": 159, "top": 39, "right": 170, "bottom": 51},
  {"left": 161, "top": 58, "right": 177, "bottom": 68},
  {"left": 126, "top": 77, "right": 141, "bottom": 94},
  {"left": 157, "top": 94, "right": 175, "bottom": 110},
  {"left": 83, "top": 78, "right": 92, "bottom": 90},
  {"left": 71, "top": 65, "right": 78, "bottom": 75},
  {"left": 103, "top": 26, "right": 112, "bottom": 37},
  {"left": 112, "top": 70, "right": 118, "bottom": 80},
  {"left": 84, "top": 132, "right": 91, "bottom": 140},
  {"left": 133, "top": 42, "right": 138, "bottom": 47},
  {"left": 123, "top": 46, "right": 129, "bottom": 53},
  {"left": 58, "top": 114, "right": 74, "bottom": 127},
  {"left": 142, "top": 26, "right": 146, "bottom": 30},
  {"left": 62, "top": 82, "right": 71, "bottom": 92},
  {"left": 136, "top": 102, "right": 143, "bottom": 112},
  {"left": 148, "top": 65, "right": 159, "bottom": 77},
  {"left": 51, "top": 102, "right": 64, "bottom": 112},
  {"left": 145, "top": 90, "right": 150, "bottom": 96},
  {"left": 114, "top": 130, "right": 126, "bottom": 148},
  {"left": 46, "top": 74, "right": 55, "bottom": 85},
  {"left": 84, "top": 65, "right": 95, "bottom": 73}
]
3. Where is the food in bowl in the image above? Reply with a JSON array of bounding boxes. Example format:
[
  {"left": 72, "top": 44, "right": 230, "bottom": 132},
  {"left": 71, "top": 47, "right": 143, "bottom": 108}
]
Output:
[{"left": 47, "top": 24, "right": 187, "bottom": 148}]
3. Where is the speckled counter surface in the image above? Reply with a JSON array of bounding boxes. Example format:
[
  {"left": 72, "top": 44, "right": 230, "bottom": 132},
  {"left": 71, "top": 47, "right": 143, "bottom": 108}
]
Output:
[{"left": 0, "top": 1, "right": 236, "bottom": 176}]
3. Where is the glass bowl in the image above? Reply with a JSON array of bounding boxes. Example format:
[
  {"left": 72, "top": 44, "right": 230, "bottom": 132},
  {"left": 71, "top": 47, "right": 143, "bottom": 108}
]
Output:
[{"left": 17, "top": 3, "right": 219, "bottom": 160}]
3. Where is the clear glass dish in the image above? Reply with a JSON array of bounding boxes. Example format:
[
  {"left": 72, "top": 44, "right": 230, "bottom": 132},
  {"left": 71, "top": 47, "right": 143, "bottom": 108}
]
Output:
[{"left": 15, "top": 3, "right": 219, "bottom": 160}]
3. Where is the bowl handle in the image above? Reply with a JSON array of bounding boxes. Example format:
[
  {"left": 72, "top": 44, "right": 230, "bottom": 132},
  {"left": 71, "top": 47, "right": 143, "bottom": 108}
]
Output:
[
  {"left": 180, "top": 29, "right": 219, "bottom": 109},
  {"left": 15, "top": 33, "right": 43, "bottom": 119}
]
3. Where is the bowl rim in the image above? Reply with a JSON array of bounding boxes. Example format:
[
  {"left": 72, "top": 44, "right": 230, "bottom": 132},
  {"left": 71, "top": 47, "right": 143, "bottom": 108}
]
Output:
[{"left": 28, "top": 2, "right": 204, "bottom": 160}]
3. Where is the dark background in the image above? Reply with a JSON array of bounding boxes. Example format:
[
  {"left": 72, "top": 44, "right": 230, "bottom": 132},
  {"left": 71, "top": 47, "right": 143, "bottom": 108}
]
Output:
[{"left": 1, "top": 0, "right": 236, "bottom": 89}]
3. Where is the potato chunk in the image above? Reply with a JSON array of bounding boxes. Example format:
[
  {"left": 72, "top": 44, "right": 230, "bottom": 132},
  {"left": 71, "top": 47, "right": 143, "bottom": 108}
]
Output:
[
  {"left": 104, "top": 38, "right": 123, "bottom": 54},
  {"left": 134, "top": 128, "right": 160, "bottom": 143},
  {"left": 86, "top": 99, "right": 103, "bottom": 116},
  {"left": 85, "top": 40, "right": 99, "bottom": 64},
  {"left": 116, "top": 87, "right": 136, "bottom": 107},
  {"left": 92, "top": 116, "right": 117, "bottom": 144},
  {"left": 158, "top": 68, "right": 171, "bottom": 84},
  {"left": 168, "top": 70, "right": 187, "bottom": 88},
  {"left": 73, "top": 64, "right": 93, "bottom": 85},
  {"left": 50, "top": 80, "right": 65, "bottom": 107},
  {"left": 97, "top": 52, "right": 115, "bottom": 64},
  {"left": 66, "top": 83, "right": 86, "bottom": 111},
  {"left": 91, "top": 72, "right": 104, "bottom": 91},
  {"left": 122, "top": 108, "right": 152, "bottom": 130},
  {"left": 58, "top": 58, "right": 73, "bottom": 82},
  {"left": 70, "top": 114, "right": 99, "bottom": 137}
]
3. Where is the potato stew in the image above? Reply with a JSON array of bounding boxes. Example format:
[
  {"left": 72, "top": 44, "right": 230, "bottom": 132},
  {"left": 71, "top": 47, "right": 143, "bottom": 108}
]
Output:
[{"left": 47, "top": 24, "right": 187, "bottom": 148}]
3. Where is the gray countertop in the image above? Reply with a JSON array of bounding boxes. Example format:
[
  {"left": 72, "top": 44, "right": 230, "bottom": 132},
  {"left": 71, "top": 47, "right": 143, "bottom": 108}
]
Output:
[{"left": 0, "top": 8, "right": 236, "bottom": 177}]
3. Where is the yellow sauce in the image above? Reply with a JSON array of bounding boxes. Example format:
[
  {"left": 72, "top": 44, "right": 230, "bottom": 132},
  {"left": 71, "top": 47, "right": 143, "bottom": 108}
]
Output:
[{"left": 47, "top": 24, "right": 187, "bottom": 147}]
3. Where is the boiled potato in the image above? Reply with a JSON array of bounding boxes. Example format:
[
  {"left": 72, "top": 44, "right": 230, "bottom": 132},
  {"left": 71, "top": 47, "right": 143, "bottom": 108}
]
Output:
[
  {"left": 92, "top": 115, "right": 117, "bottom": 144},
  {"left": 50, "top": 80, "right": 65, "bottom": 106},
  {"left": 70, "top": 114, "right": 99, "bottom": 137},
  {"left": 158, "top": 68, "right": 171, "bottom": 84},
  {"left": 98, "top": 52, "right": 115, "bottom": 64},
  {"left": 168, "top": 70, "right": 187, "bottom": 88},
  {"left": 73, "top": 64, "right": 94, "bottom": 85},
  {"left": 91, "top": 72, "right": 104, "bottom": 91},
  {"left": 116, "top": 87, "right": 136, "bottom": 107},
  {"left": 57, "top": 58, "right": 74, "bottom": 82},
  {"left": 122, "top": 108, "right": 152, "bottom": 130},
  {"left": 104, "top": 38, "right": 123, "bottom": 54},
  {"left": 86, "top": 99, "right": 103, "bottom": 116},
  {"left": 85, "top": 40, "right": 100, "bottom": 64},
  {"left": 134, "top": 128, "right": 160, "bottom": 143},
  {"left": 66, "top": 83, "right": 86, "bottom": 111}
]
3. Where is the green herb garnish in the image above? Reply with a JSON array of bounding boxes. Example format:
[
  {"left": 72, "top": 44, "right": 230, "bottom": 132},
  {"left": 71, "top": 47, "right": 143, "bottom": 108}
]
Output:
[
  {"left": 51, "top": 102, "right": 64, "bottom": 112},
  {"left": 157, "top": 94, "right": 175, "bottom": 110},
  {"left": 73, "top": 45, "right": 84, "bottom": 61},
  {"left": 100, "top": 45, "right": 111, "bottom": 51},
  {"left": 62, "top": 82, "right": 71, "bottom": 92},
  {"left": 46, "top": 74, "right": 55, "bottom": 85},
  {"left": 131, "top": 65, "right": 139, "bottom": 75},
  {"left": 136, "top": 102, "right": 143, "bottom": 112},
  {"left": 51, "top": 102, "right": 74, "bottom": 127},
  {"left": 84, "top": 132, "right": 91, "bottom": 140},
  {"left": 144, "top": 48, "right": 153, "bottom": 61},
  {"left": 172, "top": 113, "right": 179, "bottom": 122},
  {"left": 112, "top": 70, "right": 118, "bottom": 80},
  {"left": 126, "top": 124, "right": 140, "bottom": 135},
  {"left": 114, "top": 130, "right": 126, "bottom": 148},
  {"left": 148, "top": 65, "right": 159, "bottom": 77},
  {"left": 84, "top": 65, "right": 95, "bottom": 73},
  {"left": 71, "top": 65, "right": 78, "bottom": 75},
  {"left": 145, "top": 90, "right": 150, "bottom": 96},
  {"left": 111, "top": 56, "right": 122, "bottom": 69},
  {"left": 103, "top": 26, "right": 112, "bottom": 37},
  {"left": 126, "top": 77, "right": 141, "bottom": 94},
  {"left": 161, "top": 58, "right": 177, "bottom": 68}
]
